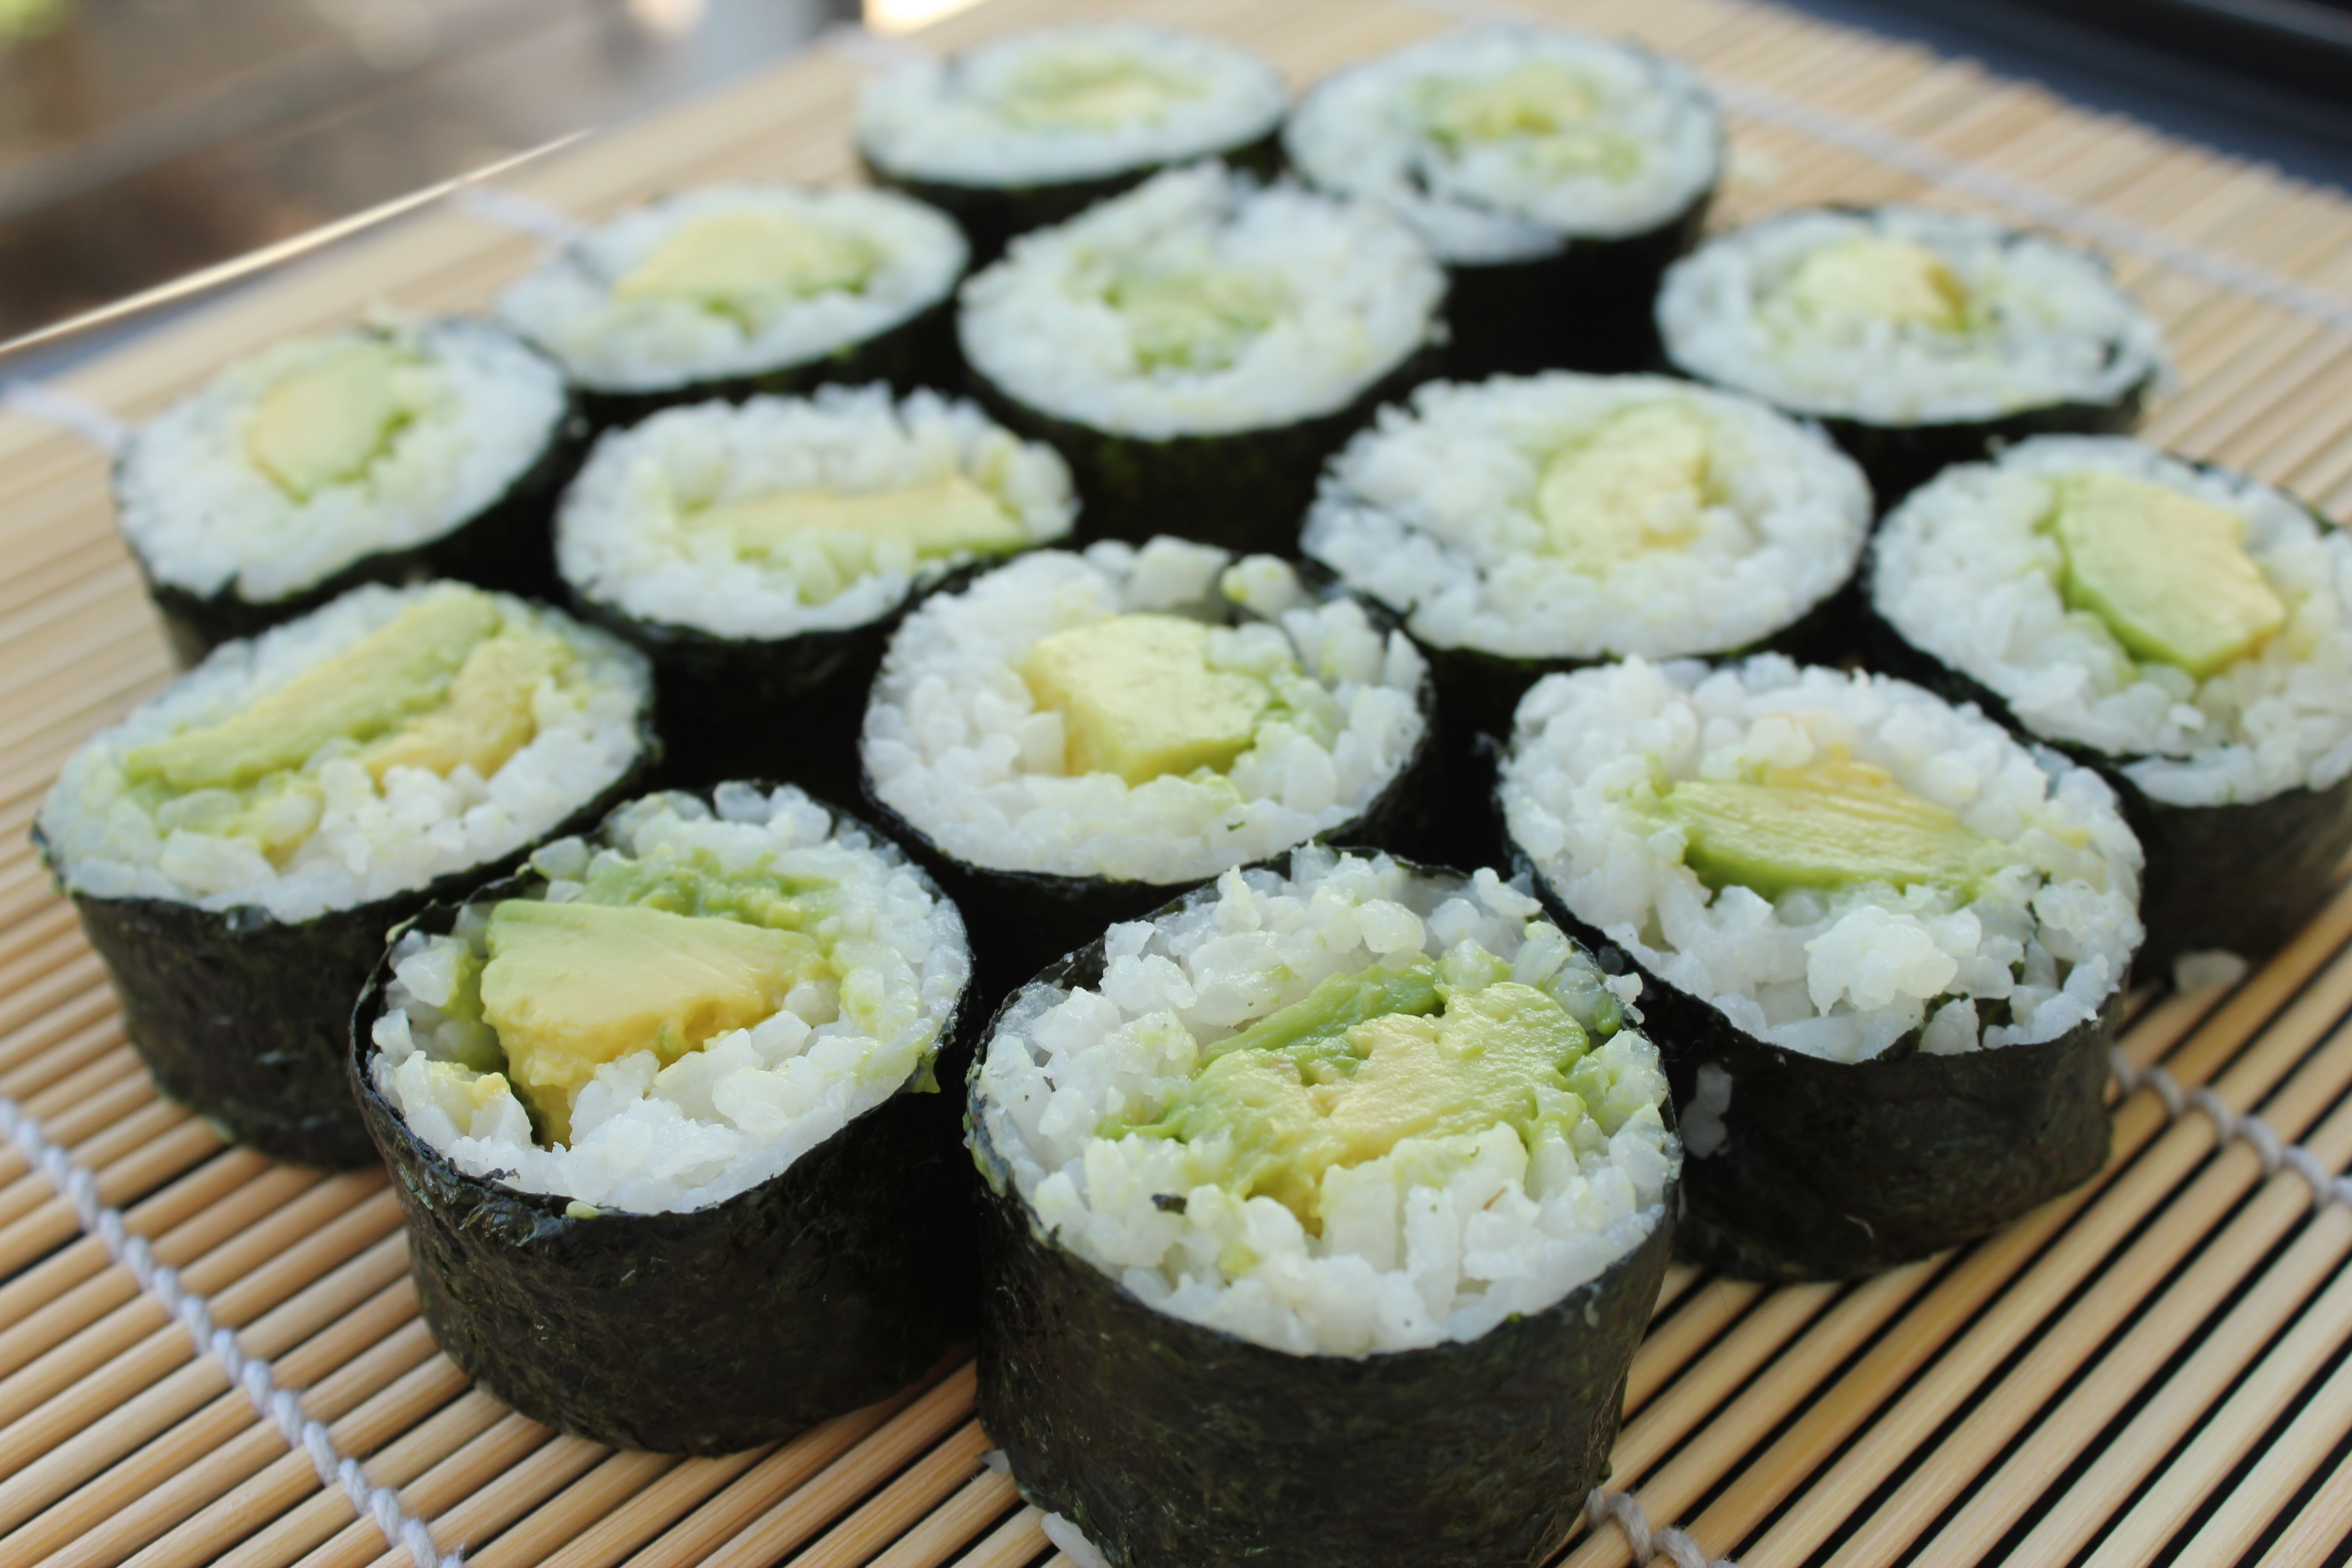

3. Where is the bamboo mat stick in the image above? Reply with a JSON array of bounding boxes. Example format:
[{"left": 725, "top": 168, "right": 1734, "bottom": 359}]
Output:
[
  {"left": 0, "top": 1118, "right": 220, "bottom": 1282},
  {"left": 712, "top": 1419, "right": 992, "bottom": 1568},
  {"left": 283, "top": 1413, "right": 557, "bottom": 1568},
  {"left": 863, "top": 1469, "right": 1023, "bottom": 1568},
  {"left": 2180, "top": 1327, "right": 2352, "bottom": 1566},
  {"left": 459, "top": 1452, "right": 677, "bottom": 1568},
  {"left": 2256, "top": 1446, "right": 2352, "bottom": 1568},
  {"left": 0, "top": 907, "right": 80, "bottom": 992},
  {"left": 0, "top": 956, "right": 112, "bottom": 1050},
  {"left": 953, "top": 1506, "right": 1048, "bottom": 1568},
  {"left": 344, "top": 1430, "right": 608, "bottom": 1568},
  {"left": 532, "top": 1446, "right": 773, "bottom": 1568},
  {"left": 18, "top": 1049, "right": 150, "bottom": 1129},
  {"left": 1623, "top": 1280, "right": 1764, "bottom": 1415}
]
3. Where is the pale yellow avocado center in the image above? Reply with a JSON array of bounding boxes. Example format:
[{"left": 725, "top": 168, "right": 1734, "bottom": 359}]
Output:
[
  {"left": 244, "top": 341, "right": 411, "bottom": 500},
  {"left": 1535, "top": 402, "right": 1714, "bottom": 570},
  {"left": 1021, "top": 612, "right": 1273, "bottom": 785},
  {"left": 1425, "top": 59, "right": 1596, "bottom": 145},
  {"left": 1106, "top": 267, "right": 1281, "bottom": 373},
  {"left": 1779, "top": 235, "right": 1969, "bottom": 331},
  {"left": 2052, "top": 470, "right": 2288, "bottom": 681},
  {"left": 613, "top": 210, "right": 880, "bottom": 323},
  {"left": 479, "top": 899, "right": 824, "bottom": 1145},
  {"left": 1105, "top": 962, "right": 1588, "bottom": 1230},
  {"left": 998, "top": 49, "right": 1200, "bottom": 130},
  {"left": 1660, "top": 752, "right": 2005, "bottom": 898},
  {"left": 681, "top": 473, "right": 1027, "bottom": 564}
]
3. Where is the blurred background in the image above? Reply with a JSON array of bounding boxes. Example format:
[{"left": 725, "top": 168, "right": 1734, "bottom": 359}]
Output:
[{"left": 0, "top": 0, "right": 2347, "bottom": 367}]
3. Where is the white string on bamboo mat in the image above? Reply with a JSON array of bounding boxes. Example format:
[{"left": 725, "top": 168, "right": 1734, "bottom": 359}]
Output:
[
  {"left": 0, "top": 381, "right": 127, "bottom": 454},
  {"left": 0, "top": 1097, "right": 463, "bottom": 1568},
  {"left": 448, "top": 185, "right": 589, "bottom": 248}
]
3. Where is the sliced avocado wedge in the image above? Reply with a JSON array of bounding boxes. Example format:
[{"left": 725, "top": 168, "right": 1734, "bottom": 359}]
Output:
[
  {"left": 363, "top": 628, "right": 569, "bottom": 783},
  {"left": 1535, "top": 402, "right": 1713, "bottom": 569},
  {"left": 1106, "top": 267, "right": 1281, "bottom": 372},
  {"left": 2052, "top": 470, "right": 2288, "bottom": 680},
  {"left": 682, "top": 473, "right": 1028, "bottom": 563},
  {"left": 244, "top": 340, "right": 410, "bottom": 500},
  {"left": 613, "top": 210, "right": 881, "bottom": 323},
  {"left": 1779, "top": 234, "right": 1968, "bottom": 331},
  {"left": 998, "top": 49, "right": 1199, "bottom": 130},
  {"left": 1021, "top": 612, "right": 1274, "bottom": 785},
  {"left": 1660, "top": 753, "right": 2005, "bottom": 898},
  {"left": 480, "top": 898, "right": 824, "bottom": 1146},
  {"left": 1423, "top": 59, "right": 1596, "bottom": 145},
  {"left": 1200, "top": 960, "right": 1441, "bottom": 1069}
]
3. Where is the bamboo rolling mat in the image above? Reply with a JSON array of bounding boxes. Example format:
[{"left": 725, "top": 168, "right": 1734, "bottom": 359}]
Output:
[{"left": 2, "top": 0, "right": 2351, "bottom": 1562}]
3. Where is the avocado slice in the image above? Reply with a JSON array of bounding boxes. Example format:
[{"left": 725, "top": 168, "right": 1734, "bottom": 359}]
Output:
[
  {"left": 613, "top": 210, "right": 881, "bottom": 324},
  {"left": 363, "top": 628, "right": 569, "bottom": 783},
  {"left": 1105, "top": 267, "right": 1282, "bottom": 373},
  {"left": 125, "top": 591, "right": 503, "bottom": 792},
  {"left": 2051, "top": 470, "right": 2288, "bottom": 680},
  {"left": 1659, "top": 753, "right": 2005, "bottom": 899},
  {"left": 479, "top": 898, "right": 825, "bottom": 1146},
  {"left": 682, "top": 473, "right": 1028, "bottom": 564},
  {"left": 1779, "top": 234, "right": 1968, "bottom": 331},
  {"left": 1107, "top": 963, "right": 1589, "bottom": 1229},
  {"left": 1423, "top": 59, "right": 1596, "bottom": 146},
  {"left": 244, "top": 340, "right": 411, "bottom": 500},
  {"left": 998, "top": 49, "right": 1199, "bottom": 130},
  {"left": 1021, "top": 612, "right": 1274, "bottom": 785},
  {"left": 1534, "top": 402, "right": 1713, "bottom": 569}
]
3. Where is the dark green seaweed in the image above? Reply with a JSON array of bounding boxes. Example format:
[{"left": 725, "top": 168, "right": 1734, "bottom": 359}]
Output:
[
  {"left": 1514, "top": 848, "right": 2121, "bottom": 1281},
  {"left": 856, "top": 568, "right": 1441, "bottom": 1001},
  {"left": 565, "top": 293, "right": 963, "bottom": 434},
  {"left": 1814, "top": 384, "right": 2153, "bottom": 514},
  {"left": 969, "top": 888, "right": 1679, "bottom": 1568},
  {"left": 862, "top": 130, "right": 1283, "bottom": 267},
  {"left": 1440, "top": 191, "right": 1714, "bottom": 380},
  {"left": 351, "top": 793, "right": 977, "bottom": 1452},
  {"left": 133, "top": 401, "right": 587, "bottom": 668},
  {"left": 39, "top": 730, "right": 657, "bottom": 1168},
  {"left": 968, "top": 343, "right": 1443, "bottom": 554}
]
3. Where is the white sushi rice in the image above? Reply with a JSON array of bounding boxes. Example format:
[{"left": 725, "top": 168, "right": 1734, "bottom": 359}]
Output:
[
  {"left": 863, "top": 538, "right": 1428, "bottom": 885},
  {"left": 1500, "top": 657, "right": 2143, "bottom": 1064},
  {"left": 957, "top": 162, "right": 1446, "bottom": 440},
  {"left": 1283, "top": 28, "right": 1722, "bottom": 265},
  {"left": 117, "top": 318, "right": 566, "bottom": 604},
  {"left": 1872, "top": 436, "right": 2352, "bottom": 809},
  {"left": 494, "top": 183, "right": 965, "bottom": 395},
  {"left": 1657, "top": 206, "right": 2166, "bottom": 426},
  {"left": 369, "top": 784, "right": 969, "bottom": 1214},
  {"left": 558, "top": 385, "right": 1077, "bottom": 642},
  {"left": 38, "top": 583, "right": 651, "bottom": 923},
  {"left": 1301, "top": 373, "right": 1871, "bottom": 662},
  {"left": 974, "top": 847, "right": 1675, "bottom": 1355},
  {"left": 854, "top": 23, "right": 1285, "bottom": 189}
]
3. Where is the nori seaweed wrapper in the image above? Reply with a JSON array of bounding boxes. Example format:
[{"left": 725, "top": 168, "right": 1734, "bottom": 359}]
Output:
[
  {"left": 1442, "top": 193, "right": 1714, "bottom": 381},
  {"left": 133, "top": 406, "right": 588, "bottom": 668},
  {"left": 351, "top": 794, "right": 979, "bottom": 1454},
  {"left": 967, "top": 343, "right": 1442, "bottom": 554},
  {"left": 38, "top": 730, "right": 657, "bottom": 1168},
  {"left": 569, "top": 293, "right": 962, "bottom": 434},
  {"left": 1815, "top": 382, "right": 2153, "bottom": 514},
  {"left": 857, "top": 570, "right": 1441, "bottom": 1001},
  {"left": 969, "top": 893, "right": 1679, "bottom": 1568},
  {"left": 1862, "top": 586, "right": 2352, "bottom": 977},
  {"left": 863, "top": 130, "right": 1282, "bottom": 268},
  {"left": 1515, "top": 849, "right": 2119, "bottom": 1282}
]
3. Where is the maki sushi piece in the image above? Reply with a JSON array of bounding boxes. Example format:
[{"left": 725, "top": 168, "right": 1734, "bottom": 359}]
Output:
[
  {"left": 971, "top": 847, "right": 1679, "bottom": 1568},
  {"left": 1657, "top": 206, "right": 2166, "bottom": 503},
  {"left": 1869, "top": 436, "right": 2352, "bottom": 975},
  {"left": 495, "top": 183, "right": 967, "bottom": 429},
  {"left": 117, "top": 317, "right": 574, "bottom": 664},
  {"left": 1499, "top": 656, "right": 2142, "bottom": 1280},
  {"left": 861, "top": 537, "right": 1433, "bottom": 993},
  {"left": 1303, "top": 372, "right": 1872, "bottom": 862},
  {"left": 34, "top": 582, "right": 656, "bottom": 1166},
  {"left": 957, "top": 162, "right": 1446, "bottom": 550},
  {"left": 855, "top": 23, "right": 1287, "bottom": 264},
  {"left": 355, "top": 782, "right": 973, "bottom": 1453},
  {"left": 1285, "top": 27, "right": 1722, "bottom": 377},
  {"left": 557, "top": 384, "right": 1076, "bottom": 803}
]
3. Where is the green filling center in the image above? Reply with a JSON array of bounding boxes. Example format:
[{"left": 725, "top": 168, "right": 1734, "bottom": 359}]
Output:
[
  {"left": 2048, "top": 469, "right": 2287, "bottom": 680},
  {"left": 1658, "top": 754, "right": 2008, "bottom": 899},
  {"left": 1534, "top": 402, "right": 1715, "bottom": 568},
  {"left": 996, "top": 49, "right": 1203, "bottom": 130},
  {"left": 1420, "top": 60, "right": 1639, "bottom": 178},
  {"left": 1775, "top": 234, "right": 1970, "bottom": 332},
  {"left": 680, "top": 473, "right": 1027, "bottom": 601},
  {"left": 613, "top": 210, "right": 880, "bottom": 325},
  {"left": 1020, "top": 612, "right": 1277, "bottom": 785},
  {"left": 243, "top": 340, "right": 413, "bottom": 500},
  {"left": 1105, "top": 266, "right": 1282, "bottom": 372}
]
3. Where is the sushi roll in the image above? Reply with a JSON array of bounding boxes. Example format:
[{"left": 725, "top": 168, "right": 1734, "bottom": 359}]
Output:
[
  {"left": 494, "top": 182, "right": 967, "bottom": 430},
  {"left": 1868, "top": 436, "right": 2352, "bottom": 975},
  {"left": 117, "top": 317, "right": 575, "bottom": 665},
  {"left": 1657, "top": 206, "right": 2166, "bottom": 503},
  {"left": 970, "top": 847, "right": 1679, "bottom": 1568},
  {"left": 1303, "top": 372, "right": 1873, "bottom": 861},
  {"left": 33, "top": 582, "right": 657, "bottom": 1166},
  {"left": 1285, "top": 27, "right": 1723, "bottom": 377},
  {"left": 957, "top": 162, "right": 1446, "bottom": 550},
  {"left": 556, "top": 384, "right": 1076, "bottom": 803},
  {"left": 1499, "top": 656, "right": 2142, "bottom": 1280},
  {"left": 854, "top": 23, "right": 1287, "bottom": 263},
  {"left": 861, "top": 537, "right": 1433, "bottom": 993},
  {"left": 353, "top": 782, "right": 973, "bottom": 1453}
]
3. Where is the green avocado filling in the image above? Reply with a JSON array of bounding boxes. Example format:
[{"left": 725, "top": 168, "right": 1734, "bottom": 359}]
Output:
[
  {"left": 997, "top": 48, "right": 1202, "bottom": 130},
  {"left": 1658, "top": 753, "right": 2009, "bottom": 899},
  {"left": 120, "top": 589, "right": 576, "bottom": 867},
  {"left": 1021, "top": 612, "right": 1278, "bottom": 785},
  {"left": 1777, "top": 234, "right": 1970, "bottom": 332},
  {"left": 2049, "top": 469, "right": 2288, "bottom": 681},
  {"left": 613, "top": 209, "right": 881, "bottom": 325},
  {"left": 1419, "top": 59, "right": 1638, "bottom": 178},
  {"left": 1105, "top": 266, "right": 1282, "bottom": 373},
  {"left": 1534, "top": 402, "right": 1715, "bottom": 570},
  {"left": 1100, "top": 946, "right": 1619, "bottom": 1232},
  {"left": 680, "top": 472, "right": 1028, "bottom": 601},
  {"left": 243, "top": 339, "right": 413, "bottom": 500}
]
